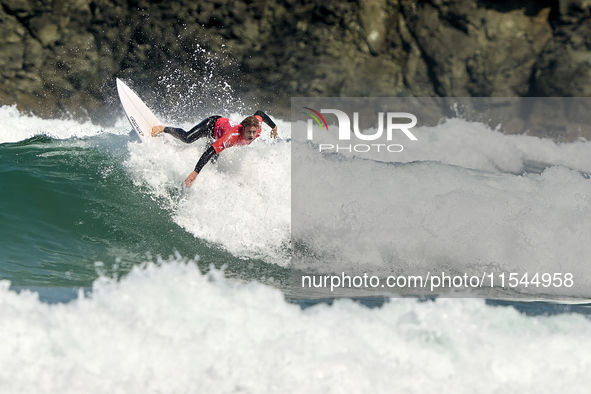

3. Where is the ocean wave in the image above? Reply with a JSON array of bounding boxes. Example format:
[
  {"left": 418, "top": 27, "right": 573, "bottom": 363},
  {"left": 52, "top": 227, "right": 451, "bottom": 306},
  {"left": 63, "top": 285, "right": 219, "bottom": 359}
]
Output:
[{"left": 1, "top": 259, "right": 590, "bottom": 393}]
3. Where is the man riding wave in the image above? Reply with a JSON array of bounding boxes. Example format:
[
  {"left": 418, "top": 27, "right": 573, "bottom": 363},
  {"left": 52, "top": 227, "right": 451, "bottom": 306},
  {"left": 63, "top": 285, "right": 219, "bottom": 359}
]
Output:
[{"left": 151, "top": 110, "right": 278, "bottom": 188}]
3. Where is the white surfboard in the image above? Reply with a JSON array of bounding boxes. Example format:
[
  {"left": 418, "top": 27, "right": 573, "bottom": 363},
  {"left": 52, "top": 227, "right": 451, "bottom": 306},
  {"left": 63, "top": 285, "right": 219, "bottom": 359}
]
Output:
[{"left": 116, "top": 78, "right": 160, "bottom": 141}]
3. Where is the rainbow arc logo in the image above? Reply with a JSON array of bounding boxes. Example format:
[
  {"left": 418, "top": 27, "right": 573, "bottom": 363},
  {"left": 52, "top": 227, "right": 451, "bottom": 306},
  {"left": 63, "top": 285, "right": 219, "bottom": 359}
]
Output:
[{"left": 302, "top": 107, "right": 329, "bottom": 132}]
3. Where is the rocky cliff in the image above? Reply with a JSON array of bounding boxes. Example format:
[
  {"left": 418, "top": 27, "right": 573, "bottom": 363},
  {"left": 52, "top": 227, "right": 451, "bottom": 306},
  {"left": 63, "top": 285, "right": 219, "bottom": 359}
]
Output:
[{"left": 1, "top": 0, "right": 590, "bottom": 133}]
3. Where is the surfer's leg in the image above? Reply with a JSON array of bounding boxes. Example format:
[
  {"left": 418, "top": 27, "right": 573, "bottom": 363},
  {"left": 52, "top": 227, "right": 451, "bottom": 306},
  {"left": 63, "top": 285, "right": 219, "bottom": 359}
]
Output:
[{"left": 164, "top": 116, "right": 221, "bottom": 143}]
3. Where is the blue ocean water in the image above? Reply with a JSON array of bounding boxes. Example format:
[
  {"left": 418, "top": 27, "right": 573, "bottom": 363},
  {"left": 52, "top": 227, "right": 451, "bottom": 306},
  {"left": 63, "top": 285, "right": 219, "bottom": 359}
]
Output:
[{"left": 2, "top": 105, "right": 591, "bottom": 392}]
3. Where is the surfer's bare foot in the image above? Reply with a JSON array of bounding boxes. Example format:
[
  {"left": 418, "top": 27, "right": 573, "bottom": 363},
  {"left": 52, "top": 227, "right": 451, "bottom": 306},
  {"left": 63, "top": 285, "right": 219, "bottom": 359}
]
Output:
[{"left": 151, "top": 125, "right": 165, "bottom": 136}]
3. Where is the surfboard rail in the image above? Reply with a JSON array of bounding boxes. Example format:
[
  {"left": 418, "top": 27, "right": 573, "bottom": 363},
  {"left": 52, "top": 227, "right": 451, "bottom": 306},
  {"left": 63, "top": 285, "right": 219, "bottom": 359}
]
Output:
[{"left": 116, "top": 78, "right": 160, "bottom": 141}]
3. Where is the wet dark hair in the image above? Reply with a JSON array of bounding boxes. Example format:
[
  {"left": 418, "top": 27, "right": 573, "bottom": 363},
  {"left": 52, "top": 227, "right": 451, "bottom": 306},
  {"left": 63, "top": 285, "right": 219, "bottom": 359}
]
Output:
[{"left": 241, "top": 116, "right": 259, "bottom": 129}]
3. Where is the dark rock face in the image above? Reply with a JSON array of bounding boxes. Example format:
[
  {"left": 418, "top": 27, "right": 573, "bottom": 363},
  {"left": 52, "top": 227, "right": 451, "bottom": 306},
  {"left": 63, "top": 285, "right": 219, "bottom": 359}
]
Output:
[
  {"left": 531, "top": 0, "right": 591, "bottom": 97},
  {"left": 0, "top": 0, "right": 590, "bottom": 135},
  {"left": 400, "top": 0, "right": 554, "bottom": 97}
]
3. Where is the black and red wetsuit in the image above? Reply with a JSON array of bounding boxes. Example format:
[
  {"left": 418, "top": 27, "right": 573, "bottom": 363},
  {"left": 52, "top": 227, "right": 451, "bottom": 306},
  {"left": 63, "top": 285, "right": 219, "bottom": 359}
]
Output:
[{"left": 163, "top": 110, "right": 276, "bottom": 173}]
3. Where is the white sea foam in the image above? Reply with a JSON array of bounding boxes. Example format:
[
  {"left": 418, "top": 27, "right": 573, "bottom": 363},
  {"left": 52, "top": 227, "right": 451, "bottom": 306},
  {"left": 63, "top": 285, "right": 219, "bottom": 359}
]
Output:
[
  {"left": 125, "top": 117, "right": 292, "bottom": 265},
  {"left": 0, "top": 105, "right": 126, "bottom": 143},
  {"left": 295, "top": 117, "right": 591, "bottom": 173},
  {"left": 1, "top": 260, "right": 590, "bottom": 393},
  {"left": 293, "top": 142, "right": 591, "bottom": 297}
]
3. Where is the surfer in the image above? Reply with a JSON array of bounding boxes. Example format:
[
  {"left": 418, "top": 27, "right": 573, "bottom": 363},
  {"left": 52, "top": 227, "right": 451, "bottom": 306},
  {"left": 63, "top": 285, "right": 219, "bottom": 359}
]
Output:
[{"left": 151, "top": 111, "right": 278, "bottom": 188}]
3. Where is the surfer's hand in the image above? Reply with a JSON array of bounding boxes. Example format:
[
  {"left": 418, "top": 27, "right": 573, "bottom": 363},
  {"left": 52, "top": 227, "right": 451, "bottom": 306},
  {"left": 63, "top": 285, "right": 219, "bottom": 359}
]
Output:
[
  {"left": 271, "top": 126, "right": 278, "bottom": 139},
  {"left": 185, "top": 171, "right": 198, "bottom": 188},
  {"left": 151, "top": 125, "right": 165, "bottom": 137}
]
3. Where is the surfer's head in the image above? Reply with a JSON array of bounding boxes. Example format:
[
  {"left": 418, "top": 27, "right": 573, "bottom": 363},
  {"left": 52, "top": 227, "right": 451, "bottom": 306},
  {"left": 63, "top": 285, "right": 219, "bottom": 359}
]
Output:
[{"left": 241, "top": 116, "right": 259, "bottom": 141}]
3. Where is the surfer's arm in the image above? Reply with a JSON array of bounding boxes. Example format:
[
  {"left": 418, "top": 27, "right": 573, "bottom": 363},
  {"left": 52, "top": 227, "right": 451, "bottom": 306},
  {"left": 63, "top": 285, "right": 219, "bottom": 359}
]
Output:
[
  {"left": 185, "top": 146, "right": 218, "bottom": 187},
  {"left": 254, "top": 110, "right": 278, "bottom": 139},
  {"left": 194, "top": 146, "right": 217, "bottom": 173}
]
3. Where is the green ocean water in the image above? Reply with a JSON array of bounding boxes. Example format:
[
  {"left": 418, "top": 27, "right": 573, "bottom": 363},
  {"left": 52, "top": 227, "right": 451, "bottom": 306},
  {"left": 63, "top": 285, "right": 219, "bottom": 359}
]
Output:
[
  {"left": 4, "top": 109, "right": 591, "bottom": 393},
  {"left": 0, "top": 134, "right": 288, "bottom": 290}
]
